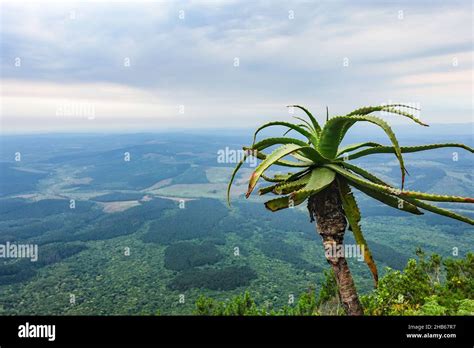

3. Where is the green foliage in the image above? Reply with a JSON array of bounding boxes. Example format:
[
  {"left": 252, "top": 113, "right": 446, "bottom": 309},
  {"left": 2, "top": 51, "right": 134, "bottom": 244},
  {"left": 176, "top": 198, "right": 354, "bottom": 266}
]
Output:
[
  {"left": 0, "top": 243, "right": 87, "bottom": 285},
  {"left": 361, "top": 252, "right": 474, "bottom": 315},
  {"left": 456, "top": 299, "right": 474, "bottom": 315},
  {"left": 418, "top": 296, "right": 447, "bottom": 315},
  {"left": 444, "top": 252, "right": 474, "bottom": 297},
  {"left": 1, "top": 134, "right": 472, "bottom": 315},
  {"left": 194, "top": 252, "right": 473, "bottom": 316},
  {"left": 194, "top": 290, "right": 318, "bottom": 316},
  {"left": 164, "top": 241, "right": 222, "bottom": 271},
  {"left": 0, "top": 163, "right": 48, "bottom": 196},
  {"left": 257, "top": 236, "right": 323, "bottom": 273},
  {"left": 193, "top": 274, "right": 341, "bottom": 316},
  {"left": 317, "top": 269, "right": 338, "bottom": 307},
  {"left": 142, "top": 199, "right": 227, "bottom": 244},
  {"left": 193, "top": 277, "right": 339, "bottom": 316},
  {"left": 292, "top": 288, "right": 318, "bottom": 315},
  {"left": 0, "top": 199, "right": 95, "bottom": 220},
  {"left": 75, "top": 215, "right": 142, "bottom": 241},
  {"left": 195, "top": 291, "right": 263, "bottom": 315},
  {"left": 168, "top": 266, "right": 257, "bottom": 291}
]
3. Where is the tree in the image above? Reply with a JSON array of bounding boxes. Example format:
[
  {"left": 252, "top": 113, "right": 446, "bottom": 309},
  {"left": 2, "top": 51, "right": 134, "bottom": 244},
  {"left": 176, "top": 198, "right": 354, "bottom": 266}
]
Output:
[
  {"left": 361, "top": 252, "right": 474, "bottom": 315},
  {"left": 227, "top": 104, "right": 474, "bottom": 315}
]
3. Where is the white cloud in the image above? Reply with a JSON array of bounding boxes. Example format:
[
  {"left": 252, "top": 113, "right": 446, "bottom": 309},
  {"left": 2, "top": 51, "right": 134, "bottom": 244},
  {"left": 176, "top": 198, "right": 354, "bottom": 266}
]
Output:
[{"left": 0, "top": 0, "right": 472, "bottom": 133}]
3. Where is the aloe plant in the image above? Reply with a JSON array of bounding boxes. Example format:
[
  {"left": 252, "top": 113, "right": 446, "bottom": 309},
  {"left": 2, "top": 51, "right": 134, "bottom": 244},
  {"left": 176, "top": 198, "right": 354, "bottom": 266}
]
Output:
[{"left": 227, "top": 104, "right": 474, "bottom": 315}]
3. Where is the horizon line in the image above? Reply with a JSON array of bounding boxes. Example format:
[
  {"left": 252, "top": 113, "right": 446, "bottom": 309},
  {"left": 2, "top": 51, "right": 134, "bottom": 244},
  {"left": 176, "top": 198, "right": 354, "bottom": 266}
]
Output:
[{"left": 1, "top": 121, "right": 473, "bottom": 136}]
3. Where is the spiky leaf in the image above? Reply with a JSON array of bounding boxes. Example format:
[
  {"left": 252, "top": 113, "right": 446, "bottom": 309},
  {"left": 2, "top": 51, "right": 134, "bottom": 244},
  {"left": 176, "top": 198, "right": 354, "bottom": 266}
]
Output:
[
  {"left": 346, "top": 104, "right": 419, "bottom": 116},
  {"left": 292, "top": 116, "right": 315, "bottom": 132},
  {"left": 404, "top": 198, "right": 474, "bottom": 225},
  {"left": 264, "top": 195, "right": 307, "bottom": 212},
  {"left": 318, "top": 115, "right": 407, "bottom": 188},
  {"left": 261, "top": 173, "right": 286, "bottom": 183},
  {"left": 340, "top": 162, "right": 391, "bottom": 186},
  {"left": 346, "top": 104, "right": 428, "bottom": 127},
  {"left": 253, "top": 121, "right": 318, "bottom": 147},
  {"left": 252, "top": 137, "right": 308, "bottom": 150},
  {"left": 227, "top": 153, "right": 248, "bottom": 206},
  {"left": 345, "top": 143, "right": 474, "bottom": 160},
  {"left": 246, "top": 148, "right": 311, "bottom": 167},
  {"left": 289, "top": 167, "right": 336, "bottom": 202},
  {"left": 339, "top": 163, "right": 422, "bottom": 214},
  {"left": 287, "top": 104, "right": 322, "bottom": 136},
  {"left": 273, "top": 173, "right": 311, "bottom": 194},
  {"left": 247, "top": 144, "right": 308, "bottom": 197},
  {"left": 339, "top": 180, "right": 378, "bottom": 286},
  {"left": 259, "top": 184, "right": 279, "bottom": 195},
  {"left": 325, "top": 164, "right": 474, "bottom": 205},
  {"left": 349, "top": 180, "right": 423, "bottom": 215},
  {"left": 337, "top": 142, "right": 382, "bottom": 157}
]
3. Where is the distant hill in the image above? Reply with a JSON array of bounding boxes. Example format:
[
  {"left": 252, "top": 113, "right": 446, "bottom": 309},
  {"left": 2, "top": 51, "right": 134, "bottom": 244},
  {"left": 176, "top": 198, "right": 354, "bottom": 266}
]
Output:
[{"left": 0, "top": 132, "right": 472, "bottom": 315}]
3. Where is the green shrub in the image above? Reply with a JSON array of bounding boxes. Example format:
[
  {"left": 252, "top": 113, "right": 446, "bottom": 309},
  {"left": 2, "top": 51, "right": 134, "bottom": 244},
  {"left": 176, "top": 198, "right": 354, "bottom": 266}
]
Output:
[{"left": 195, "top": 252, "right": 473, "bottom": 316}]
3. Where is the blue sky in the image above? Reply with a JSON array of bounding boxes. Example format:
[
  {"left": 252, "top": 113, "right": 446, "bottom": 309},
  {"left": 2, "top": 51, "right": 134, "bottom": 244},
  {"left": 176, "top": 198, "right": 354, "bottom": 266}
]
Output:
[{"left": 0, "top": 0, "right": 472, "bottom": 133}]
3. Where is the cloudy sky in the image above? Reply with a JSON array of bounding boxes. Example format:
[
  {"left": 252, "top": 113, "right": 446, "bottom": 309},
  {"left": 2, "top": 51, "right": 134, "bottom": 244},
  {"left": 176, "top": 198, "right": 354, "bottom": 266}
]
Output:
[{"left": 0, "top": 0, "right": 472, "bottom": 133}]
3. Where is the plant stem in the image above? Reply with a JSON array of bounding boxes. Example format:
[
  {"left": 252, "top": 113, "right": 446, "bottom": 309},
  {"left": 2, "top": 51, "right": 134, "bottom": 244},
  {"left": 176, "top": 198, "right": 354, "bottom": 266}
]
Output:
[{"left": 308, "top": 182, "right": 363, "bottom": 315}]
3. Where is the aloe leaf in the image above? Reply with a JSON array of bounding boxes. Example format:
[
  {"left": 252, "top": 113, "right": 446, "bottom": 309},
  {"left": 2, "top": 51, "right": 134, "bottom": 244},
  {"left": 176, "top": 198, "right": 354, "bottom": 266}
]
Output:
[
  {"left": 346, "top": 105, "right": 427, "bottom": 127},
  {"left": 245, "top": 148, "right": 310, "bottom": 167},
  {"left": 264, "top": 194, "right": 308, "bottom": 212},
  {"left": 227, "top": 139, "right": 312, "bottom": 205},
  {"left": 258, "top": 184, "right": 279, "bottom": 195},
  {"left": 349, "top": 181, "right": 423, "bottom": 215},
  {"left": 340, "top": 162, "right": 391, "bottom": 186},
  {"left": 274, "top": 173, "right": 295, "bottom": 180},
  {"left": 327, "top": 165, "right": 474, "bottom": 225},
  {"left": 339, "top": 179, "right": 378, "bottom": 286},
  {"left": 318, "top": 115, "right": 406, "bottom": 188},
  {"left": 290, "top": 152, "right": 313, "bottom": 162},
  {"left": 339, "top": 162, "right": 422, "bottom": 214},
  {"left": 251, "top": 136, "right": 312, "bottom": 163},
  {"left": 254, "top": 145, "right": 324, "bottom": 164},
  {"left": 260, "top": 171, "right": 311, "bottom": 195},
  {"left": 404, "top": 198, "right": 474, "bottom": 225},
  {"left": 227, "top": 153, "right": 248, "bottom": 206},
  {"left": 382, "top": 107, "right": 428, "bottom": 127},
  {"left": 253, "top": 121, "right": 318, "bottom": 147},
  {"left": 283, "top": 124, "right": 313, "bottom": 136},
  {"left": 281, "top": 167, "right": 312, "bottom": 183},
  {"left": 261, "top": 173, "right": 286, "bottom": 183},
  {"left": 345, "top": 143, "right": 474, "bottom": 160},
  {"left": 293, "top": 116, "right": 315, "bottom": 132},
  {"left": 274, "top": 173, "right": 311, "bottom": 194},
  {"left": 325, "top": 164, "right": 474, "bottom": 204},
  {"left": 261, "top": 170, "right": 310, "bottom": 183},
  {"left": 347, "top": 104, "right": 419, "bottom": 116},
  {"left": 252, "top": 137, "right": 308, "bottom": 150},
  {"left": 247, "top": 144, "right": 309, "bottom": 197},
  {"left": 337, "top": 142, "right": 383, "bottom": 157},
  {"left": 297, "top": 147, "right": 328, "bottom": 164},
  {"left": 289, "top": 167, "right": 336, "bottom": 202},
  {"left": 228, "top": 136, "right": 317, "bottom": 205},
  {"left": 287, "top": 105, "right": 322, "bottom": 136}
]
